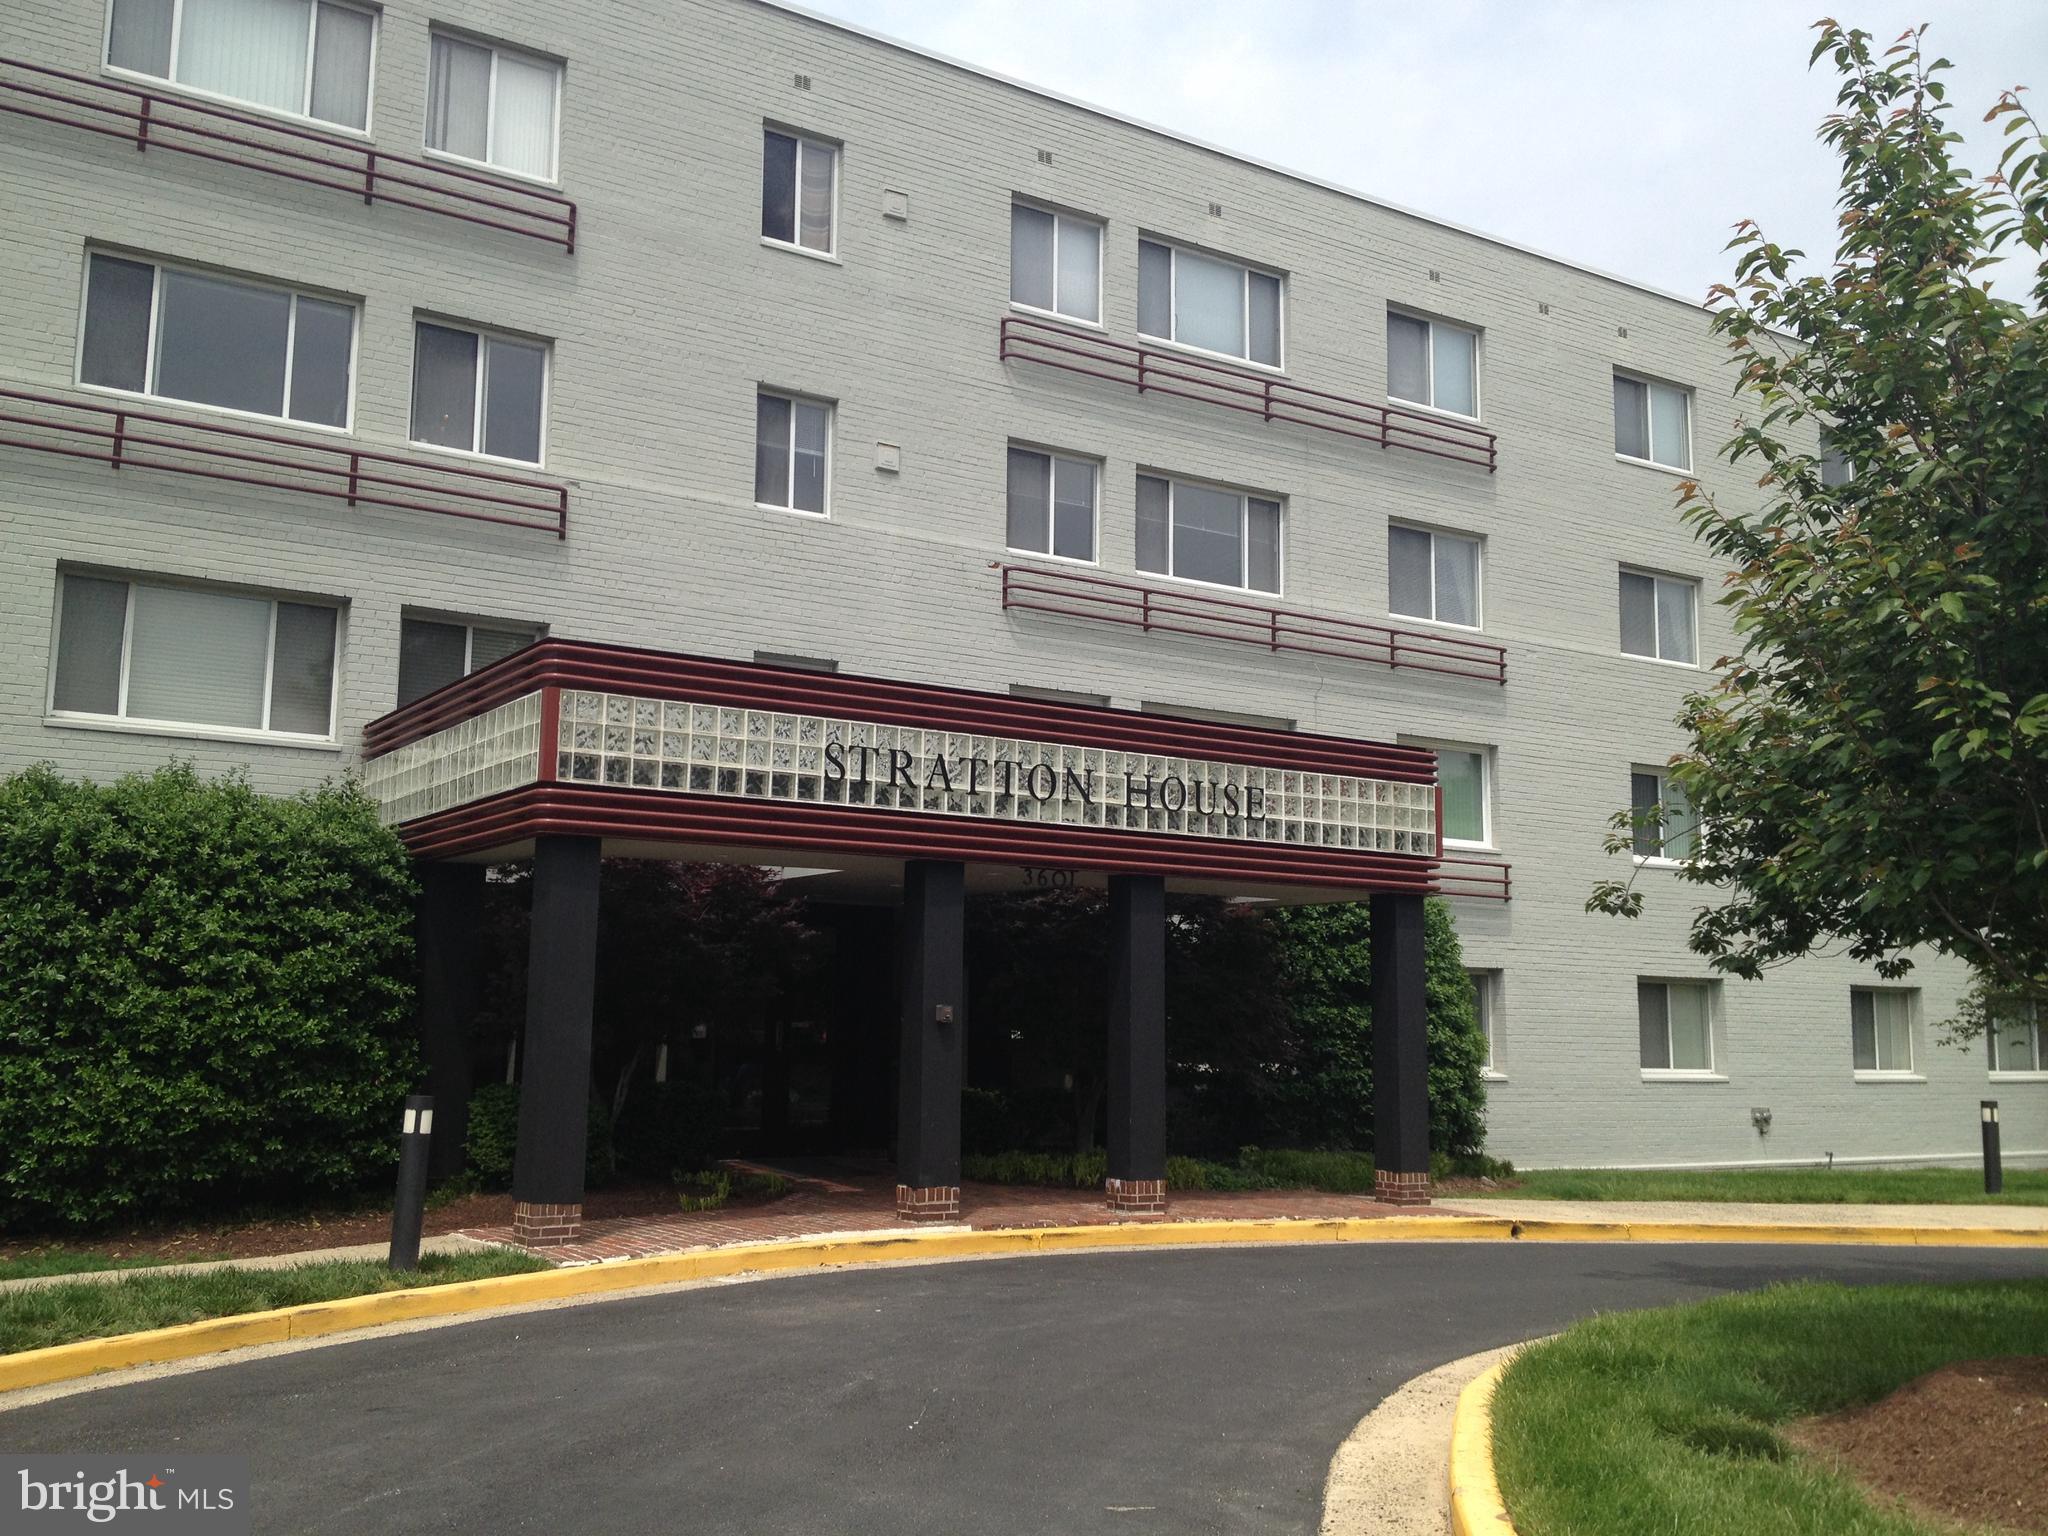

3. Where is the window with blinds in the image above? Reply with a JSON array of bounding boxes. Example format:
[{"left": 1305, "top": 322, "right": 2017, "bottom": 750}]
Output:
[
  {"left": 51, "top": 573, "right": 338, "bottom": 738},
  {"left": 426, "top": 32, "right": 562, "bottom": 181},
  {"left": 762, "top": 130, "right": 838, "bottom": 254},
  {"left": 1135, "top": 474, "right": 1281, "bottom": 594},
  {"left": 107, "top": 0, "right": 376, "bottom": 130},
  {"left": 1388, "top": 524, "right": 1481, "bottom": 628}
]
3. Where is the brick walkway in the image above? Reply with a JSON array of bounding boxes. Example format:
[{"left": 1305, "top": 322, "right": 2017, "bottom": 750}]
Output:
[{"left": 459, "top": 1170, "right": 1454, "bottom": 1266}]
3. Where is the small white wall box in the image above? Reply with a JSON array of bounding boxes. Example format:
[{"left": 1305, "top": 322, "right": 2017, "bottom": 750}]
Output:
[
  {"left": 883, "top": 189, "right": 910, "bottom": 221},
  {"left": 875, "top": 442, "right": 901, "bottom": 473}
]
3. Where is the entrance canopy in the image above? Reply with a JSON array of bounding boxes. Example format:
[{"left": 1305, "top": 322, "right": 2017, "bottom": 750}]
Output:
[{"left": 361, "top": 639, "right": 1452, "bottom": 904}]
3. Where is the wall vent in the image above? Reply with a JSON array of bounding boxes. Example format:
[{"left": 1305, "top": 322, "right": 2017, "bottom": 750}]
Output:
[
  {"left": 1617, "top": 325, "right": 1629, "bottom": 338},
  {"left": 1036, "top": 148, "right": 1053, "bottom": 165},
  {"left": 793, "top": 73, "right": 812, "bottom": 90},
  {"left": 1208, "top": 201, "right": 1223, "bottom": 217},
  {"left": 1538, "top": 302, "right": 1551, "bottom": 315}
]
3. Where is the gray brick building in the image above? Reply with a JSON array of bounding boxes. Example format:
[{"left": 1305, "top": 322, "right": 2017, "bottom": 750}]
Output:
[{"left": 2, "top": 0, "right": 2036, "bottom": 1176}]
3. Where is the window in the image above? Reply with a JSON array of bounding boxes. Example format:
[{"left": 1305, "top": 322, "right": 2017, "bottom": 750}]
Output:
[
  {"left": 1639, "top": 981, "right": 1713, "bottom": 1073},
  {"left": 1851, "top": 989, "right": 1915, "bottom": 1074},
  {"left": 1006, "top": 447, "right": 1096, "bottom": 562},
  {"left": 1435, "top": 747, "right": 1490, "bottom": 847},
  {"left": 425, "top": 32, "right": 561, "bottom": 181},
  {"left": 408, "top": 321, "right": 547, "bottom": 463},
  {"left": 1619, "top": 569, "right": 1697, "bottom": 664},
  {"left": 1820, "top": 430, "right": 1853, "bottom": 488},
  {"left": 80, "top": 253, "right": 354, "bottom": 428},
  {"left": 397, "top": 616, "right": 536, "bottom": 706},
  {"left": 761, "top": 129, "right": 837, "bottom": 254},
  {"left": 755, "top": 392, "right": 830, "bottom": 514},
  {"left": 1137, "top": 239, "right": 1282, "bottom": 367},
  {"left": 1630, "top": 768, "right": 1696, "bottom": 862},
  {"left": 1387, "top": 312, "right": 1478, "bottom": 416},
  {"left": 1988, "top": 1001, "right": 2042, "bottom": 1075},
  {"left": 1135, "top": 474, "right": 1281, "bottom": 593},
  {"left": 1468, "top": 970, "right": 1499, "bottom": 1073},
  {"left": 1614, "top": 373, "right": 1691, "bottom": 469},
  {"left": 50, "top": 572, "right": 337, "bottom": 738},
  {"left": 1389, "top": 525, "right": 1481, "bottom": 628},
  {"left": 1010, "top": 203, "right": 1101, "bottom": 323},
  {"left": 107, "top": 0, "right": 375, "bottom": 129}
]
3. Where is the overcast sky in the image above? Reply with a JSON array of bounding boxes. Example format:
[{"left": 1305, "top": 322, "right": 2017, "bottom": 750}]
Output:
[{"left": 797, "top": 0, "right": 2046, "bottom": 304}]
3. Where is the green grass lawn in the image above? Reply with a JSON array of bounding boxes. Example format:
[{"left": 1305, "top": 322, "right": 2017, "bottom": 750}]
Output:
[
  {"left": 1491, "top": 1278, "right": 2048, "bottom": 1535},
  {"left": 0, "top": 1249, "right": 550, "bottom": 1356},
  {"left": 0, "top": 1250, "right": 192, "bottom": 1283},
  {"left": 1466, "top": 1166, "right": 2048, "bottom": 1205}
]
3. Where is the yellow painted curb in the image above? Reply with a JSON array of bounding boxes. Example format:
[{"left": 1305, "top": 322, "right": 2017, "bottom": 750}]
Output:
[
  {"left": 2, "top": 1214, "right": 2039, "bottom": 1395},
  {"left": 1449, "top": 1356, "right": 1518, "bottom": 1536}
]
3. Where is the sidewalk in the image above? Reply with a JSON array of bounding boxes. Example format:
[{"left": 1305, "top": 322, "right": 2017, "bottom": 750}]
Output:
[
  {"left": 1439, "top": 1197, "right": 2048, "bottom": 1232},
  {"left": 0, "top": 1235, "right": 496, "bottom": 1295}
]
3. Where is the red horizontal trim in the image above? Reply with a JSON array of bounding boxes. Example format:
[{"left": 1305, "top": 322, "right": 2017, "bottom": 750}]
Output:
[
  {"left": 1001, "top": 563, "right": 1507, "bottom": 685},
  {"left": 0, "top": 386, "right": 568, "bottom": 538},
  {"left": 362, "top": 638, "right": 1439, "bottom": 782},
  {"left": 1000, "top": 313, "right": 1497, "bottom": 472},
  {"left": 394, "top": 784, "right": 1445, "bottom": 894},
  {"left": 0, "top": 55, "right": 576, "bottom": 252}
]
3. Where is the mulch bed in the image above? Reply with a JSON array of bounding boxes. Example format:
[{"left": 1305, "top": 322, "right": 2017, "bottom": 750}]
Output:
[
  {"left": 0, "top": 1181, "right": 737, "bottom": 1266},
  {"left": 1787, "top": 1357, "right": 2048, "bottom": 1534}
]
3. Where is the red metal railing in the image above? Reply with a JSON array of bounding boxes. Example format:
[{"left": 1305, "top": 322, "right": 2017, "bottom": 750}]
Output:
[
  {"left": 999, "top": 313, "right": 1497, "bottom": 472},
  {"left": 0, "top": 56, "right": 577, "bottom": 253},
  {"left": 1000, "top": 563, "right": 1507, "bottom": 685},
  {"left": 0, "top": 386, "right": 568, "bottom": 538},
  {"left": 1436, "top": 855, "right": 1512, "bottom": 901}
]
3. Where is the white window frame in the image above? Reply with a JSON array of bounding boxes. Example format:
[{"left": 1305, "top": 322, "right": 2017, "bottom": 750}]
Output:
[
  {"left": 754, "top": 389, "right": 833, "bottom": 518},
  {"left": 1614, "top": 370, "right": 1693, "bottom": 472},
  {"left": 760, "top": 127, "right": 841, "bottom": 260},
  {"left": 1008, "top": 200, "right": 1105, "bottom": 328},
  {"left": 397, "top": 612, "right": 539, "bottom": 705},
  {"left": 422, "top": 29, "right": 563, "bottom": 186},
  {"left": 1388, "top": 522, "right": 1484, "bottom": 630},
  {"left": 1619, "top": 566, "right": 1699, "bottom": 667},
  {"left": 46, "top": 571, "right": 341, "bottom": 745},
  {"left": 1851, "top": 987, "right": 1922, "bottom": 1080},
  {"left": 1135, "top": 473, "right": 1284, "bottom": 596},
  {"left": 1469, "top": 968, "right": 1503, "bottom": 1078},
  {"left": 1386, "top": 309, "right": 1481, "bottom": 420},
  {"left": 1987, "top": 1001, "right": 2045, "bottom": 1081},
  {"left": 75, "top": 250, "right": 359, "bottom": 433},
  {"left": 1638, "top": 979, "right": 1721, "bottom": 1080},
  {"left": 1004, "top": 444, "right": 1100, "bottom": 566},
  {"left": 1137, "top": 238, "right": 1285, "bottom": 371},
  {"left": 407, "top": 316, "right": 551, "bottom": 467},
  {"left": 1629, "top": 765, "right": 1696, "bottom": 867},
  {"left": 1405, "top": 737, "right": 1492, "bottom": 850},
  {"left": 101, "top": 0, "right": 380, "bottom": 136}
]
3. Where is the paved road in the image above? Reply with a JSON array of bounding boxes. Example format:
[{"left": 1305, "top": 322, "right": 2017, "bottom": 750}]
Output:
[{"left": 6, "top": 1243, "right": 2043, "bottom": 1534}]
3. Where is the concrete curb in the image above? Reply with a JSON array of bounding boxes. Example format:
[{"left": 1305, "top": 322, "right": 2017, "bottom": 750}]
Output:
[
  {"left": 1448, "top": 1356, "right": 1517, "bottom": 1536},
  {"left": 4, "top": 1214, "right": 2040, "bottom": 1395}
]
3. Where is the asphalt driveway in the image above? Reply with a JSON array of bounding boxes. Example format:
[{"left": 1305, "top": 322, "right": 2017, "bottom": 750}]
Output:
[{"left": 6, "top": 1242, "right": 2043, "bottom": 1534}]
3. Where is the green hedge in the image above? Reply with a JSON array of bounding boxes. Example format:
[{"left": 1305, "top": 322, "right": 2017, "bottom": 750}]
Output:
[{"left": 0, "top": 764, "right": 419, "bottom": 1228}]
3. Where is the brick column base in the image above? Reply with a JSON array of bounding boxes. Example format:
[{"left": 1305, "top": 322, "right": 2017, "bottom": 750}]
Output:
[
  {"left": 511, "top": 1201, "right": 583, "bottom": 1246},
  {"left": 1373, "top": 1169, "right": 1432, "bottom": 1206},
  {"left": 896, "top": 1184, "right": 960, "bottom": 1222},
  {"left": 1105, "top": 1177, "right": 1168, "bottom": 1217}
]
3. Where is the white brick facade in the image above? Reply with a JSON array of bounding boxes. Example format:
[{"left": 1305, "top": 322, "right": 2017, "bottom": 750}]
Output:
[{"left": 1, "top": 0, "right": 2033, "bottom": 1168}]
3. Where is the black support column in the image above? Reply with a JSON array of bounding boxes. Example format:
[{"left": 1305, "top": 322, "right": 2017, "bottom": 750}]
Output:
[
  {"left": 1105, "top": 873, "right": 1168, "bottom": 1216},
  {"left": 415, "top": 862, "right": 485, "bottom": 1183},
  {"left": 511, "top": 835, "right": 602, "bottom": 1245},
  {"left": 895, "top": 859, "right": 965, "bottom": 1221},
  {"left": 1369, "top": 891, "right": 1432, "bottom": 1205}
]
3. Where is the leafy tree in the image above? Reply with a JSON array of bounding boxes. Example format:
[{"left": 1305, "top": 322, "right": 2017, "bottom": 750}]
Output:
[{"left": 1590, "top": 23, "right": 2048, "bottom": 1024}]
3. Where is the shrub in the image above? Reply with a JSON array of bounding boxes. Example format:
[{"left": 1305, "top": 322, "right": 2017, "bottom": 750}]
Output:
[
  {"left": 464, "top": 1084, "right": 521, "bottom": 1188},
  {"left": 1266, "top": 898, "right": 1489, "bottom": 1157},
  {"left": 613, "top": 1080, "right": 721, "bottom": 1179},
  {"left": 0, "top": 764, "right": 419, "bottom": 1227}
]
